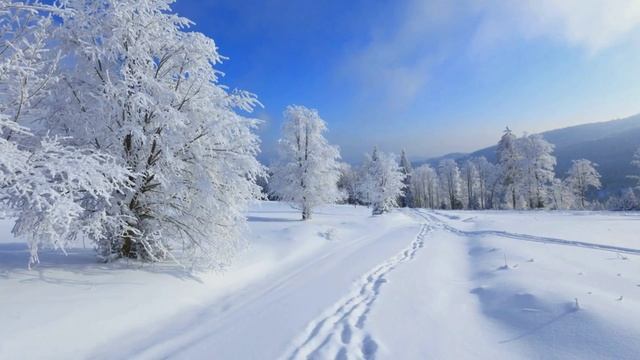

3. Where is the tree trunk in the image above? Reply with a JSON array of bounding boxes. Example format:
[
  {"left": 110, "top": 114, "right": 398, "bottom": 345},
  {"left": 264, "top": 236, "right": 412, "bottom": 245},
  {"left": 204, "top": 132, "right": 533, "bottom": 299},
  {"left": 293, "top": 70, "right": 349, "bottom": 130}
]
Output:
[
  {"left": 120, "top": 228, "right": 139, "bottom": 258},
  {"left": 302, "top": 205, "right": 311, "bottom": 220}
]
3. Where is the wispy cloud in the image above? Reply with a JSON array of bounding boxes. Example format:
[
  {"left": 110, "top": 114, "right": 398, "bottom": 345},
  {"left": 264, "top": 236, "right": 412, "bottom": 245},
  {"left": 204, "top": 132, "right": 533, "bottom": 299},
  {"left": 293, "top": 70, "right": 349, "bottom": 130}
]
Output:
[
  {"left": 472, "top": 0, "right": 640, "bottom": 54},
  {"left": 342, "top": 0, "right": 458, "bottom": 109},
  {"left": 343, "top": 0, "right": 640, "bottom": 109}
]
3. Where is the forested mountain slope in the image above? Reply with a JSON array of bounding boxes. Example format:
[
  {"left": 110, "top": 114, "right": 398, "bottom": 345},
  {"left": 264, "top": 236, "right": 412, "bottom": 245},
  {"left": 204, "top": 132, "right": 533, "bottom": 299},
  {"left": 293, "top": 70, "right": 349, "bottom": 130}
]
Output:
[{"left": 423, "top": 114, "right": 640, "bottom": 194}]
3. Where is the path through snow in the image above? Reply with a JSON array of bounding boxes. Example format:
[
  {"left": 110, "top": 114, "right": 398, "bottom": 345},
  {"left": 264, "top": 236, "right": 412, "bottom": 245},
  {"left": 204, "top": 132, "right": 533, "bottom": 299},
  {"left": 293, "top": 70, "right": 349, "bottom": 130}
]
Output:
[{"left": 282, "top": 224, "right": 431, "bottom": 360}]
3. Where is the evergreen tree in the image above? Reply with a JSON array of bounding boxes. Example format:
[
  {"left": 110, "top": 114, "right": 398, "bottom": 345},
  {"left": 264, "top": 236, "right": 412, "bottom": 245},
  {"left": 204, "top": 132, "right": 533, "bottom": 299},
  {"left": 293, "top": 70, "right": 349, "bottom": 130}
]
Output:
[
  {"left": 398, "top": 150, "right": 413, "bottom": 207},
  {"left": 496, "top": 127, "right": 521, "bottom": 209}
]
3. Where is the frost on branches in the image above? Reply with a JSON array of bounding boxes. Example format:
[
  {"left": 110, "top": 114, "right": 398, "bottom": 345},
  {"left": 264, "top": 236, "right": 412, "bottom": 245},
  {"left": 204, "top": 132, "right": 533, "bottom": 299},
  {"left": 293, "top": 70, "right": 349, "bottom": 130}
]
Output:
[
  {"left": 497, "top": 127, "right": 522, "bottom": 209},
  {"left": 0, "top": 1, "right": 132, "bottom": 266},
  {"left": 359, "top": 148, "right": 406, "bottom": 215},
  {"left": 0, "top": 0, "right": 264, "bottom": 267},
  {"left": 473, "top": 157, "right": 499, "bottom": 210},
  {"left": 566, "top": 159, "right": 601, "bottom": 209},
  {"left": 517, "top": 134, "right": 556, "bottom": 209},
  {"left": 44, "top": 0, "right": 264, "bottom": 265},
  {"left": 461, "top": 159, "right": 479, "bottom": 209},
  {"left": 270, "top": 105, "right": 342, "bottom": 220},
  {"left": 410, "top": 164, "right": 439, "bottom": 209},
  {"left": 3, "top": 133, "right": 132, "bottom": 267},
  {"left": 438, "top": 159, "right": 462, "bottom": 210}
]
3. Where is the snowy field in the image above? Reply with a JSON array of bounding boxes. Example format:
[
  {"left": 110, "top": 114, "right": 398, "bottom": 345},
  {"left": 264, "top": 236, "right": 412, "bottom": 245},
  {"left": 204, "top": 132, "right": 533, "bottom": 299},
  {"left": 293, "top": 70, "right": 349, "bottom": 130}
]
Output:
[{"left": 1, "top": 201, "right": 640, "bottom": 359}]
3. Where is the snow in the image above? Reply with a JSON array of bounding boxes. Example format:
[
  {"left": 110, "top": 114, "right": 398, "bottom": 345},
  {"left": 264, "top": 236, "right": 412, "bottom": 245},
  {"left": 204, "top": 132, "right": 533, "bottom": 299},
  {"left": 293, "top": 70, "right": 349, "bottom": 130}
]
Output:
[
  {"left": 370, "top": 210, "right": 640, "bottom": 359},
  {"left": 2, "top": 202, "right": 640, "bottom": 359}
]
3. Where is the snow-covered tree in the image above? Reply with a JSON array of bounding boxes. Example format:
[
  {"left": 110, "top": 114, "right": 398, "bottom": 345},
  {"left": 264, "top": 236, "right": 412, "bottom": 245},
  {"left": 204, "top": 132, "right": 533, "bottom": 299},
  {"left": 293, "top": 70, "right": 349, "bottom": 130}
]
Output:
[
  {"left": 461, "top": 159, "right": 479, "bottom": 209},
  {"left": 270, "top": 105, "right": 342, "bottom": 220},
  {"left": 517, "top": 134, "right": 556, "bottom": 209},
  {"left": 0, "top": 1, "right": 132, "bottom": 265},
  {"left": 398, "top": 150, "right": 413, "bottom": 207},
  {"left": 549, "top": 178, "right": 573, "bottom": 210},
  {"left": 360, "top": 148, "right": 406, "bottom": 215},
  {"left": 606, "top": 188, "right": 639, "bottom": 211},
  {"left": 41, "top": 0, "right": 264, "bottom": 264},
  {"left": 473, "top": 157, "right": 498, "bottom": 209},
  {"left": 496, "top": 127, "right": 521, "bottom": 209},
  {"left": 410, "top": 164, "right": 439, "bottom": 209},
  {"left": 566, "top": 159, "right": 601, "bottom": 209},
  {"left": 619, "top": 188, "right": 639, "bottom": 210},
  {"left": 438, "top": 159, "right": 462, "bottom": 209},
  {"left": 337, "top": 162, "right": 360, "bottom": 205}
]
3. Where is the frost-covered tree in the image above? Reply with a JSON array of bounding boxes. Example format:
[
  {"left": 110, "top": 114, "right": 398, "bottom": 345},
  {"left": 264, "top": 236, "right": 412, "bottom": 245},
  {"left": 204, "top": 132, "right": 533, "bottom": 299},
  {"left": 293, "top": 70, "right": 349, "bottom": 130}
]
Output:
[
  {"left": 337, "top": 163, "right": 360, "bottom": 205},
  {"left": 496, "top": 127, "right": 521, "bottom": 209},
  {"left": 410, "top": 164, "right": 438, "bottom": 209},
  {"left": 0, "top": 1, "right": 132, "bottom": 266},
  {"left": 566, "top": 159, "right": 601, "bottom": 209},
  {"left": 270, "top": 105, "right": 342, "bottom": 220},
  {"left": 461, "top": 159, "right": 479, "bottom": 209},
  {"left": 606, "top": 188, "right": 639, "bottom": 211},
  {"left": 40, "top": 0, "right": 264, "bottom": 264},
  {"left": 438, "top": 159, "right": 462, "bottom": 210},
  {"left": 517, "top": 134, "right": 556, "bottom": 209},
  {"left": 398, "top": 150, "right": 413, "bottom": 207},
  {"left": 360, "top": 148, "right": 406, "bottom": 215},
  {"left": 473, "top": 157, "right": 498, "bottom": 209},
  {"left": 549, "top": 178, "right": 573, "bottom": 210}
]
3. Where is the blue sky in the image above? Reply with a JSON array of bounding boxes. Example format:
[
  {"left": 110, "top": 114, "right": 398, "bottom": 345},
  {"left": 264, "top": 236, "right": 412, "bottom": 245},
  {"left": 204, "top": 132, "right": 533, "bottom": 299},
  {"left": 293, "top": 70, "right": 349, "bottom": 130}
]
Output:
[{"left": 173, "top": 0, "right": 640, "bottom": 163}]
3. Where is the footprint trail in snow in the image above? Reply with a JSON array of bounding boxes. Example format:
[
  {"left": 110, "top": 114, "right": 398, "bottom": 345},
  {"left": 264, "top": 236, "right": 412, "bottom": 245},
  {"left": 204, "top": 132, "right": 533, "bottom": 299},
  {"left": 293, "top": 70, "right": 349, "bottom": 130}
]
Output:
[{"left": 282, "top": 223, "right": 432, "bottom": 360}]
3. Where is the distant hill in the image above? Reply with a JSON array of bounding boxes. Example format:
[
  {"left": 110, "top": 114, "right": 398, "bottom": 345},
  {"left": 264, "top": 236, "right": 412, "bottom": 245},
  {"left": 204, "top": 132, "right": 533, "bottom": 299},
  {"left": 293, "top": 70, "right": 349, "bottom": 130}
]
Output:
[{"left": 420, "top": 114, "right": 640, "bottom": 195}]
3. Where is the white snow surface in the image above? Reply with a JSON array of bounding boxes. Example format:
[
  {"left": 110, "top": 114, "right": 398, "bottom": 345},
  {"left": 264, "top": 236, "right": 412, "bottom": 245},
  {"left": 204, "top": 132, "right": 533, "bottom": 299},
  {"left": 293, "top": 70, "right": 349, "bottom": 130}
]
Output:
[{"left": 1, "top": 202, "right": 640, "bottom": 359}]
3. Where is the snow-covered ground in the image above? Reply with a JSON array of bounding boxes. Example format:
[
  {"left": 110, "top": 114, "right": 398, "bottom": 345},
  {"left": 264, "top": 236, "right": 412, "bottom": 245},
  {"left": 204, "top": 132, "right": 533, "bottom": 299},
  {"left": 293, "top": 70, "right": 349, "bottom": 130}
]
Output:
[{"left": 1, "top": 202, "right": 639, "bottom": 359}]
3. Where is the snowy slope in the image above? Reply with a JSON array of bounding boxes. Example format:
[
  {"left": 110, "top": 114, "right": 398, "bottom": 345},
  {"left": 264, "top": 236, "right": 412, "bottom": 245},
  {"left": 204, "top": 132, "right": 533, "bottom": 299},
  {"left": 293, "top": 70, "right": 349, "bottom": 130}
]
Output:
[
  {"left": 367, "top": 210, "right": 640, "bottom": 359},
  {"left": 1, "top": 203, "right": 640, "bottom": 359}
]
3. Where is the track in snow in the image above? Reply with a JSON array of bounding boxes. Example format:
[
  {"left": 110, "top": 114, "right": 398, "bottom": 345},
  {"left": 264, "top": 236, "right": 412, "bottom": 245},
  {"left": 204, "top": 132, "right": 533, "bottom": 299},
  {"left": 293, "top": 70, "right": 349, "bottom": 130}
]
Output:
[
  {"left": 281, "top": 224, "right": 432, "bottom": 360},
  {"left": 416, "top": 210, "right": 640, "bottom": 256}
]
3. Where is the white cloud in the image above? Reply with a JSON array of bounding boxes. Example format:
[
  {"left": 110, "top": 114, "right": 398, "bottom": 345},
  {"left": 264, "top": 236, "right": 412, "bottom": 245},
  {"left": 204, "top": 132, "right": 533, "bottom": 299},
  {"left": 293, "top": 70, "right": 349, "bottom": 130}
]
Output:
[
  {"left": 342, "top": 0, "right": 457, "bottom": 108},
  {"left": 473, "top": 0, "right": 640, "bottom": 53},
  {"left": 343, "top": 0, "right": 640, "bottom": 111}
]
